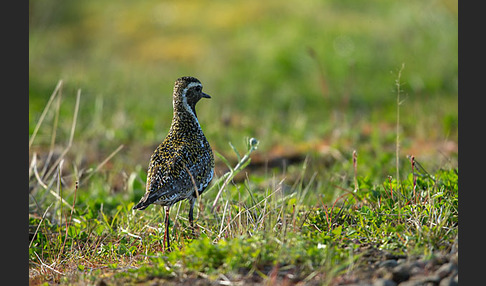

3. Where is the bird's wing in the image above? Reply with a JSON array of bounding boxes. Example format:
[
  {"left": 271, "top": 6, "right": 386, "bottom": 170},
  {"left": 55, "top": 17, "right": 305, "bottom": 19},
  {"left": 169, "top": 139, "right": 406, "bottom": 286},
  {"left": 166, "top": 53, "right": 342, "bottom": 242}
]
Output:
[
  {"left": 133, "top": 133, "right": 214, "bottom": 211},
  {"left": 144, "top": 145, "right": 190, "bottom": 200},
  {"left": 137, "top": 143, "right": 210, "bottom": 208}
]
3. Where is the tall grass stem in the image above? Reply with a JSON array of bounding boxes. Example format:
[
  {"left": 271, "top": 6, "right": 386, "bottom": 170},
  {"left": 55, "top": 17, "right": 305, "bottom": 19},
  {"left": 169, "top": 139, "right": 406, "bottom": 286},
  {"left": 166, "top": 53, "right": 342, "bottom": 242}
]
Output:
[
  {"left": 395, "top": 63, "right": 405, "bottom": 216},
  {"left": 29, "top": 80, "right": 63, "bottom": 150}
]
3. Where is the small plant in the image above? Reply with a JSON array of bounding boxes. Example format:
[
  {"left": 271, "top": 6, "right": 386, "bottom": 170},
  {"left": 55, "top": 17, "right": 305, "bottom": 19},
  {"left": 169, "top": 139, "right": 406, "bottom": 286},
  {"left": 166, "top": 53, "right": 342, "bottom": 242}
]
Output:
[{"left": 210, "top": 137, "right": 259, "bottom": 212}]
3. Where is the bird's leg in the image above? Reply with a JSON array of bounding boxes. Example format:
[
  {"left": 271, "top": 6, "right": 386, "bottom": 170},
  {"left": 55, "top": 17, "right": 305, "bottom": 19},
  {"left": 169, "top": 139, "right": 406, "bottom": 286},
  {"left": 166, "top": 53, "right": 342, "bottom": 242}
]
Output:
[
  {"left": 188, "top": 197, "right": 196, "bottom": 237},
  {"left": 183, "top": 163, "right": 198, "bottom": 237},
  {"left": 164, "top": 206, "right": 171, "bottom": 251}
]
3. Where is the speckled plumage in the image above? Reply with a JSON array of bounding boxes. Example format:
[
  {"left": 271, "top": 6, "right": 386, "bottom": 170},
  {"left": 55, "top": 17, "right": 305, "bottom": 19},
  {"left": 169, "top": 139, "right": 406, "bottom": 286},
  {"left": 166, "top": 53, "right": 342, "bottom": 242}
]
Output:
[{"left": 133, "top": 76, "right": 214, "bottom": 249}]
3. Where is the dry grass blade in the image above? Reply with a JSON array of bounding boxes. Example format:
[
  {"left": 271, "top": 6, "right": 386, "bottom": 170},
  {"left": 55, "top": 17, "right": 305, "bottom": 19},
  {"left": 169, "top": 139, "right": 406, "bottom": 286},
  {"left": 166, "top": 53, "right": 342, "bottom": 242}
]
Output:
[
  {"left": 216, "top": 187, "right": 281, "bottom": 237},
  {"left": 31, "top": 153, "right": 48, "bottom": 190},
  {"left": 57, "top": 181, "right": 79, "bottom": 262},
  {"left": 218, "top": 200, "right": 230, "bottom": 239},
  {"left": 42, "top": 89, "right": 81, "bottom": 181},
  {"left": 34, "top": 251, "right": 64, "bottom": 276},
  {"left": 211, "top": 169, "right": 234, "bottom": 213},
  {"left": 29, "top": 80, "right": 63, "bottom": 150},
  {"left": 29, "top": 203, "right": 52, "bottom": 249},
  {"left": 395, "top": 63, "right": 405, "bottom": 218},
  {"left": 48, "top": 159, "right": 73, "bottom": 211},
  {"left": 80, "top": 144, "right": 124, "bottom": 185},
  {"left": 353, "top": 150, "right": 358, "bottom": 192},
  {"left": 39, "top": 88, "right": 63, "bottom": 178}
]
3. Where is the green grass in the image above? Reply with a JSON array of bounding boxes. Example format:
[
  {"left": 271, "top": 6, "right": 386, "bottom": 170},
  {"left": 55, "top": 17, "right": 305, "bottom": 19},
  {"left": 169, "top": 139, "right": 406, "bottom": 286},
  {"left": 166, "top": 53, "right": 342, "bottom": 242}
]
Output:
[
  {"left": 29, "top": 134, "right": 457, "bottom": 284},
  {"left": 29, "top": 0, "right": 457, "bottom": 284},
  {"left": 29, "top": 0, "right": 457, "bottom": 152}
]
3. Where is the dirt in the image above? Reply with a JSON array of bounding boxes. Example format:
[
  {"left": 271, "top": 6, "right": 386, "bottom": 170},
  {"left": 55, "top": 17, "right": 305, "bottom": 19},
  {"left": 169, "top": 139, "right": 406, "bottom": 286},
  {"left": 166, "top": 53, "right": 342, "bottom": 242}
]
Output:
[{"left": 90, "top": 240, "right": 458, "bottom": 286}]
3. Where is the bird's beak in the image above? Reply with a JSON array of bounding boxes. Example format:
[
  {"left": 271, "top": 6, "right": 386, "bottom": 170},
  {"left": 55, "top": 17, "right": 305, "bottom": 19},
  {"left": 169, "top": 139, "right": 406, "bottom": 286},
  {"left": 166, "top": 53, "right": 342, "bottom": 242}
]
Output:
[{"left": 201, "top": 92, "right": 211, "bottom": 99}]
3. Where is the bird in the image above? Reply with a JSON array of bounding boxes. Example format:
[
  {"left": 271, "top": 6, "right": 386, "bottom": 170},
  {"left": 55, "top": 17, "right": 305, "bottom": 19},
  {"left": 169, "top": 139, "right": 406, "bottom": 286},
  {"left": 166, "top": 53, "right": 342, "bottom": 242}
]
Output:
[{"left": 133, "top": 76, "right": 215, "bottom": 251}]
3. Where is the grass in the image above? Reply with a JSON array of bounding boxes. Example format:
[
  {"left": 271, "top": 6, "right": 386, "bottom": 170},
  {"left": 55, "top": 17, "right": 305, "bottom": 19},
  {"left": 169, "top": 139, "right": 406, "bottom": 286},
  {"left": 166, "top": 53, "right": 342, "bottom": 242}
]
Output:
[
  {"left": 28, "top": 139, "right": 458, "bottom": 284},
  {"left": 29, "top": 0, "right": 457, "bottom": 284},
  {"left": 29, "top": 0, "right": 457, "bottom": 153},
  {"left": 28, "top": 85, "right": 457, "bottom": 283}
]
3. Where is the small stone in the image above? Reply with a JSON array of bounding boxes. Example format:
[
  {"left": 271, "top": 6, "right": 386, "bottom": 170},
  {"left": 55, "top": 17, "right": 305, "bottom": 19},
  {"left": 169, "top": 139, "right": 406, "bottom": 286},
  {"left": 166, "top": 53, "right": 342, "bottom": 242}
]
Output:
[
  {"left": 408, "top": 261, "right": 426, "bottom": 276},
  {"left": 398, "top": 275, "right": 440, "bottom": 286},
  {"left": 391, "top": 264, "right": 411, "bottom": 283},
  {"left": 439, "top": 274, "right": 459, "bottom": 286},
  {"left": 397, "top": 258, "right": 407, "bottom": 265},
  {"left": 435, "top": 262, "right": 458, "bottom": 279},
  {"left": 373, "top": 278, "right": 397, "bottom": 286},
  {"left": 385, "top": 252, "right": 407, "bottom": 261},
  {"left": 379, "top": 260, "right": 398, "bottom": 268}
]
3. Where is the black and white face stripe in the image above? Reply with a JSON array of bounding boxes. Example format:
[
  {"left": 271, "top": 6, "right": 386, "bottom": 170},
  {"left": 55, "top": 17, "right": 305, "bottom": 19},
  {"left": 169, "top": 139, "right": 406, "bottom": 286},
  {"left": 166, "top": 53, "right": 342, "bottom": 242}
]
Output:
[
  {"left": 177, "top": 81, "right": 203, "bottom": 123},
  {"left": 182, "top": 82, "right": 203, "bottom": 98},
  {"left": 172, "top": 77, "right": 211, "bottom": 124}
]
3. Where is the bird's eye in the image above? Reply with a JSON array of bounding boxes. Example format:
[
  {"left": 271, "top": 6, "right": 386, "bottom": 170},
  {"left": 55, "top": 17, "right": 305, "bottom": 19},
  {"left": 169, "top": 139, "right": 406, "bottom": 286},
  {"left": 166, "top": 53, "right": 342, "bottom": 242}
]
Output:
[{"left": 196, "top": 86, "right": 202, "bottom": 92}]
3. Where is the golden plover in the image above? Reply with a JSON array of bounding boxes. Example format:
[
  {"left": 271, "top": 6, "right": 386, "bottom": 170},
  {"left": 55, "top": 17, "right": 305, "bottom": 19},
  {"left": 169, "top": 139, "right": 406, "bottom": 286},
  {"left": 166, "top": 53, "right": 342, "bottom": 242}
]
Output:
[{"left": 133, "top": 76, "right": 214, "bottom": 250}]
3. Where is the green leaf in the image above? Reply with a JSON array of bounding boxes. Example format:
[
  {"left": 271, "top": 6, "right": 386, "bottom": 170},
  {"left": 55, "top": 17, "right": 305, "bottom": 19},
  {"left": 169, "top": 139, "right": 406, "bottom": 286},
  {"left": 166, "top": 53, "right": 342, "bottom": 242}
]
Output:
[
  {"left": 332, "top": 225, "right": 343, "bottom": 237},
  {"left": 214, "top": 150, "right": 233, "bottom": 171},
  {"left": 67, "top": 225, "right": 79, "bottom": 238},
  {"left": 229, "top": 141, "right": 241, "bottom": 161}
]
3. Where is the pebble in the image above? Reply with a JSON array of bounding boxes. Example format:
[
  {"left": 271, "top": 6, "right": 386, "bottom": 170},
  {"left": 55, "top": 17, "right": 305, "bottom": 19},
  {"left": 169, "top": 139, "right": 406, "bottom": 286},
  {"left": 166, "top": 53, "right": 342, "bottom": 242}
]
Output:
[
  {"left": 370, "top": 250, "right": 458, "bottom": 286},
  {"left": 435, "top": 262, "right": 457, "bottom": 279},
  {"left": 391, "top": 264, "right": 411, "bottom": 283},
  {"left": 398, "top": 274, "right": 441, "bottom": 286},
  {"left": 330, "top": 245, "right": 458, "bottom": 286},
  {"left": 378, "top": 260, "right": 398, "bottom": 268},
  {"left": 373, "top": 278, "right": 397, "bottom": 286},
  {"left": 439, "top": 273, "right": 458, "bottom": 286}
]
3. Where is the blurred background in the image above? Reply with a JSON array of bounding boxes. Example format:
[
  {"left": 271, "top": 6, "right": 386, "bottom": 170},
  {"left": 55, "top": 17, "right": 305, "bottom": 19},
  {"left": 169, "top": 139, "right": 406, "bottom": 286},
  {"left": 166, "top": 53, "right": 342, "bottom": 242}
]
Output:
[{"left": 29, "top": 0, "right": 458, "bottom": 192}]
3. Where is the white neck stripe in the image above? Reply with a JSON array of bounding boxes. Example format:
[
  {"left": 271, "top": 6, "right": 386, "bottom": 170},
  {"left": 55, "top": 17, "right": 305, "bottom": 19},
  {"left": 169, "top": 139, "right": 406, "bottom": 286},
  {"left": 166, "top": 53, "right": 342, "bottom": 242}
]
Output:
[
  {"left": 173, "top": 81, "right": 203, "bottom": 126},
  {"left": 181, "top": 95, "right": 199, "bottom": 124}
]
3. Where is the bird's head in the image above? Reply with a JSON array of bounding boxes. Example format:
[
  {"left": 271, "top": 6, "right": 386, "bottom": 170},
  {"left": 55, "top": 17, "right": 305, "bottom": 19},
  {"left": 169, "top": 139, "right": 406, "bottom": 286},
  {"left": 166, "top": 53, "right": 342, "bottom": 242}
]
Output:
[{"left": 173, "top": 76, "right": 210, "bottom": 117}]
